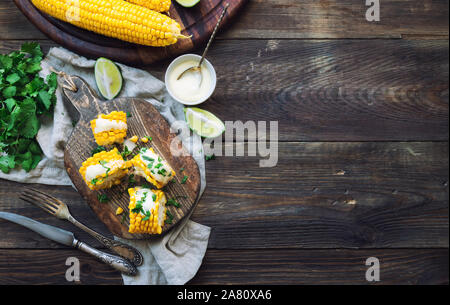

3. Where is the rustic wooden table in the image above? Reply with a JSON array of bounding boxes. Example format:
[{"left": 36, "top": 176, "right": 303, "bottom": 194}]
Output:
[{"left": 0, "top": 1, "right": 448, "bottom": 285}]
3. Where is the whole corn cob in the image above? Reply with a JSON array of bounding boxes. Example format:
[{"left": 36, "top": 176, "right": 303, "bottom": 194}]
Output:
[
  {"left": 79, "top": 148, "right": 129, "bottom": 190},
  {"left": 128, "top": 187, "right": 167, "bottom": 234},
  {"left": 31, "top": 0, "right": 186, "bottom": 47},
  {"left": 125, "top": 0, "right": 171, "bottom": 13},
  {"left": 91, "top": 111, "right": 127, "bottom": 146}
]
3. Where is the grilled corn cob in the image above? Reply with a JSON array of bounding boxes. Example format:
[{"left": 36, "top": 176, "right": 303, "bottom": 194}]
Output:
[
  {"left": 128, "top": 187, "right": 167, "bottom": 234},
  {"left": 91, "top": 111, "right": 127, "bottom": 146},
  {"left": 125, "top": 0, "right": 171, "bottom": 12},
  {"left": 79, "top": 148, "right": 129, "bottom": 190},
  {"left": 31, "top": 0, "right": 185, "bottom": 47},
  {"left": 130, "top": 147, "right": 175, "bottom": 189}
]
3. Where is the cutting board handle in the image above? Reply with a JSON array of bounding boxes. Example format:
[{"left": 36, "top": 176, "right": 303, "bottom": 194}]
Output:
[{"left": 61, "top": 75, "right": 100, "bottom": 120}]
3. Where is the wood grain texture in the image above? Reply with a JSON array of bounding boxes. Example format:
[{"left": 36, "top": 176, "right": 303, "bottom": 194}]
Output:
[
  {"left": 2, "top": 1, "right": 449, "bottom": 40},
  {"left": 12, "top": 0, "right": 248, "bottom": 65},
  {"left": 1, "top": 39, "right": 447, "bottom": 141},
  {"left": 0, "top": 248, "right": 447, "bottom": 284},
  {"left": 63, "top": 76, "right": 201, "bottom": 239},
  {"left": 1, "top": 142, "right": 447, "bottom": 249},
  {"left": 222, "top": 0, "right": 450, "bottom": 39}
]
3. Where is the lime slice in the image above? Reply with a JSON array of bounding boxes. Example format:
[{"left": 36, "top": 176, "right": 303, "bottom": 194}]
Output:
[
  {"left": 95, "top": 57, "right": 123, "bottom": 100},
  {"left": 175, "top": 0, "right": 201, "bottom": 8},
  {"left": 184, "top": 107, "right": 225, "bottom": 138}
]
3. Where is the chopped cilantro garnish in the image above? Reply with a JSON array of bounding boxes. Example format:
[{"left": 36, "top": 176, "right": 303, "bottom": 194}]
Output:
[
  {"left": 165, "top": 210, "right": 174, "bottom": 224},
  {"left": 152, "top": 193, "right": 157, "bottom": 201},
  {"left": 180, "top": 168, "right": 185, "bottom": 172},
  {"left": 142, "top": 155, "right": 154, "bottom": 163},
  {"left": 167, "top": 198, "right": 180, "bottom": 208},
  {"left": 121, "top": 145, "right": 131, "bottom": 158},
  {"left": 97, "top": 193, "right": 109, "bottom": 203},
  {"left": 98, "top": 160, "right": 110, "bottom": 177},
  {"left": 143, "top": 210, "right": 151, "bottom": 221},
  {"left": 157, "top": 168, "right": 167, "bottom": 176},
  {"left": 142, "top": 183, "right": 152, "bottom": 189},
  {"left": 181, "top": 175, "right": 188, "bottom": 184},
  {"left": 91, "top": 146, "right": 106, "bottom": 156},
  {"left": 126, "top": 112, "right": 132, "bottom": 118},
  {"left": 206, "top": 154, "right": 216, "bottom": 161}
]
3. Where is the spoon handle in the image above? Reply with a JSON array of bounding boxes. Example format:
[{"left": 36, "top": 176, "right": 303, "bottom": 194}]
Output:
[{"left": 198, "top": 2, "right": 230, "bottom": 67}]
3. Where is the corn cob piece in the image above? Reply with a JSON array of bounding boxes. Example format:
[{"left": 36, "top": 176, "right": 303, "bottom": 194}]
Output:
[
  {"left": 79, "top": 148, "right": 129, "bottom": 190},
  {"left": 130, "top": 147, "right": 175, "bottom": 189},
  {"left": 31, "top": 0, "right": 186, "bottom": 47},
  {"left": 91, "top": 111, "right": 127, "bottom": 146},
  {"left": 125, "top": 0, "right": 171, "bottom": 12},
  {"left": 128, "top": 187, "right": 167, "bottom": 234}
]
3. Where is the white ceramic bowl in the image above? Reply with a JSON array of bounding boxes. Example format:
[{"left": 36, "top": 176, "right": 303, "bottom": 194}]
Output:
[{"left": 165, "top": 54, "right": 217, "bottom": 106}]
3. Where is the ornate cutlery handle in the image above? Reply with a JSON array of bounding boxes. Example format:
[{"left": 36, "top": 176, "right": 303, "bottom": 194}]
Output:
[
  {"left": 68, "top": 215, "right": 143, "bottom": 266},
  {"left": 73, "top": 238, "right": 137, "bottom": 276}
]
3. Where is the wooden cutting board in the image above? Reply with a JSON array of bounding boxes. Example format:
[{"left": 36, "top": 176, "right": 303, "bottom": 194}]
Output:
[
  {"left": 62, "top": 75, "right": 201, "bottom": 239},
  {"left": 13, "top": 0, "right": 248, "bottom": 65}
]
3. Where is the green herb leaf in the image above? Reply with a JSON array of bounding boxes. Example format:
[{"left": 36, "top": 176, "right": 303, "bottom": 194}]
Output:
[
  {"left": 91, "top": 146, "right": 106, "bottom": 156},
  {"left": 166, "top": 198, "right": 181, "bottom": 208},
  {"left": 0, "top": 43, "right": 56, "bottom": 174},
  {"left": 97, "top": 193, "right": 109, "bottom": 203},
  {"left": 206, "top": 154, "right": 216, "bottom": 161},
  {"left": 181, "top": 175, "right": 188, "bottom": 184},
  {"left": 165, "top": 210, "right": 174, "bottom": 224}
]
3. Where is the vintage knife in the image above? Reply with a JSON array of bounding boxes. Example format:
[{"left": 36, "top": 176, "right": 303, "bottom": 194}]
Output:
[{"left": 0, "top": 212, "right": 137, "bottom": 276}]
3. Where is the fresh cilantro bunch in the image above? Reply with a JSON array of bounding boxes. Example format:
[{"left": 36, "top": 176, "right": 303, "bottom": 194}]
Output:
[{"left": 0, "top": 43, "right": 58, "bottom": 173}]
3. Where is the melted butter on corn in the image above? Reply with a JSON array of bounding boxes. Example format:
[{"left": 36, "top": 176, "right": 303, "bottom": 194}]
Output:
[
  {"left": 85, "top": 159, "right": 125, "bottom": 182},
  {"left": 90, "top": 111, "right": 127, "bottom": 145},
  {"left": 94, "top": 118, "right": 127, "bottom": 133},
  {"left": 79, "top": 148, "right": 129, "bottom": 190}
]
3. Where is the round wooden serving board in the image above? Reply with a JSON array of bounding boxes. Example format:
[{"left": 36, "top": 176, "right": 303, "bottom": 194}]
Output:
[
  {"left": 13, "top": 0, "right": 248, "bottom": 65},
  {"left": 62, "top": 76, "right": 201, "bottom": 239}
]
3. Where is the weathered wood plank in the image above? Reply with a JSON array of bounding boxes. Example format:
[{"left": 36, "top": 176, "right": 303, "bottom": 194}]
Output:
[
  {"left": 1, "top": 142, "right": 447, "bottom": 249},
  {"left": 0, "top": 39, "right": 448, "bottom": 141},
  {"left": 0, "top": 248, "right": 447, "bottom": 284},
  {"left": 1, "top": 1, "right": 448, "bottom": 40},
  {"left": 222, "top": 0, "right": 449, "bottom": 39}
]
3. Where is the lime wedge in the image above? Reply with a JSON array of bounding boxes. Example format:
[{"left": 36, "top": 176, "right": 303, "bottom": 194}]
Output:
[
  {"left": 95, "top": 57, "right": 123, "bottom": 100},
  {"left": 184, "top": 107, "right": 225, "bottom": 138},
  {"left": 175, "top": 0, "right": 201, "bottom": 8}
]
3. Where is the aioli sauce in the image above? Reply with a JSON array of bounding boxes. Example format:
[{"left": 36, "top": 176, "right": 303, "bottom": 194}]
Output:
[{"left": 167, "top": 60, "right": 212, "bottom": 103}]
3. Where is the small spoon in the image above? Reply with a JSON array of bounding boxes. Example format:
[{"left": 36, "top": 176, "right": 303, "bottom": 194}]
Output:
[{"left": 177, "top": 3, "right": 230, "bottom": 86}]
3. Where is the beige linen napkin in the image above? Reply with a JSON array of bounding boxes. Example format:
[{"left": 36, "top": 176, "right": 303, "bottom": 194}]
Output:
[{"left": 0, "top": 47, "right": 210, "bottom": 285}]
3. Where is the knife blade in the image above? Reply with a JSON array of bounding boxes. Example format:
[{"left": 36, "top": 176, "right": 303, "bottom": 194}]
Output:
[
  {"left": 0, "top": 212, "right": 137, "bottom": 276},
  {"left": 0, "top": 211, "right": 75, "bottom": 246}
]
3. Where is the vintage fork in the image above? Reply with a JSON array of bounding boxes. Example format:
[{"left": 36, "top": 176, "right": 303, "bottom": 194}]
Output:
[{"left": 20, "top": 188, "right": 143, "bottom": 266}]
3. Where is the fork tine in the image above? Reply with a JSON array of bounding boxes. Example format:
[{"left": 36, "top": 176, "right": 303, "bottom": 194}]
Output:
[
  {"left": 19, "top": 193, "right": 58, "bottom": 215},
  {"left": 21, "top": 191, "right": 59, "bottom": 211},
  {"left": 22, "top": 188, "right": 62, "bottom": 209}
]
